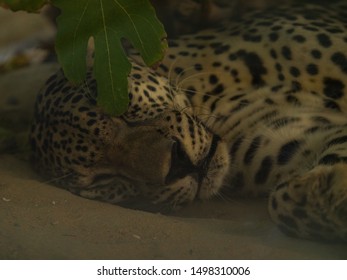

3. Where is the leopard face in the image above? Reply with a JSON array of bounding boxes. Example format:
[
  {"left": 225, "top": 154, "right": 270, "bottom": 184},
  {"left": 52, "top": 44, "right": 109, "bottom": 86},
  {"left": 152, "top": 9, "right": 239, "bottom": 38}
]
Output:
[{"left": 30, "top": 64, "right": 229, "bottom": 207}]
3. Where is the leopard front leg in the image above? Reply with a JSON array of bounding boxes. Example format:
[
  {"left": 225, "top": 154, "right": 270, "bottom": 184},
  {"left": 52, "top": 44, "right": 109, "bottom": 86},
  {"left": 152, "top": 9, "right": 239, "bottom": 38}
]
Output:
[{"left": 269, "top": 163, "right": 347, "bottom": 241}]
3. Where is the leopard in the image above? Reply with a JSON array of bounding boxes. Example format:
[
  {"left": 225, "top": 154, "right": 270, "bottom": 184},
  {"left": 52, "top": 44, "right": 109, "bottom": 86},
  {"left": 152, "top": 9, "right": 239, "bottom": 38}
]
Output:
[{"left": 29, "top": 1, "right": 347, "bottom": 242}]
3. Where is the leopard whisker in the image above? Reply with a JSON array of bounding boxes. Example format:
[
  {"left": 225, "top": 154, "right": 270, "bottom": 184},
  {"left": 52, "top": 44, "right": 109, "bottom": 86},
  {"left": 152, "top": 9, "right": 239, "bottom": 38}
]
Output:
[{"left": 39, "top": 172, "right": 75, "bottom": 185}]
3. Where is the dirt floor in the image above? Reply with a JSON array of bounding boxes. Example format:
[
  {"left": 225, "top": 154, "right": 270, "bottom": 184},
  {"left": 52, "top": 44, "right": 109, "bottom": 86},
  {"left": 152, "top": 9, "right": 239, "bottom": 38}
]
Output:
[
  {"left": 1, "top": 152, "right": 347, "bottom": 259},
  {"left": 0, "top": 7, "right": 347, "bottom": 260}
]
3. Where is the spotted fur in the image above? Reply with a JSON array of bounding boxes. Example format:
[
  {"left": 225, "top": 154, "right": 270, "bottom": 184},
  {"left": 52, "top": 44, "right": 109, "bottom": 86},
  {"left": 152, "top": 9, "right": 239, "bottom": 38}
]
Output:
[{"left": 30, "top": 2, "right": 347, "bottom": 241}]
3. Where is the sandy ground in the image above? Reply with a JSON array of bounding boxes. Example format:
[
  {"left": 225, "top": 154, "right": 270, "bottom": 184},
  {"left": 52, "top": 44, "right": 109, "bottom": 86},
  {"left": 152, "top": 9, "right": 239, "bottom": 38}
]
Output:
[
  {"left": 0, "top": 7, "right": 346, "bottom": 260},
  {"left": 1, "top": 152, "right": 347, "bottom": 259}
]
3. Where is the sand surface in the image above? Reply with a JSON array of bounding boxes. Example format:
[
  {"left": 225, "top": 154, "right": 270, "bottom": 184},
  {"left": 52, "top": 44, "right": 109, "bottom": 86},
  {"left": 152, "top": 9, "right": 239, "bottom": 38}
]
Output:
[
  {"left": 0, "top": 7, "right": 346, "bottom": 260},
  {"left": 1, "top": 153, "right": 347, "bottom": 260}
]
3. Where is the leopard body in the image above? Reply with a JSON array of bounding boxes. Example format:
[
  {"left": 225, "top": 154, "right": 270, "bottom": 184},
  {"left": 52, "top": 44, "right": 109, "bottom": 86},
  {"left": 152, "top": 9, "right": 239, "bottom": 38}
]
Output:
[{"left": 30, "top": 2, "right": 347, "bottom": 241}]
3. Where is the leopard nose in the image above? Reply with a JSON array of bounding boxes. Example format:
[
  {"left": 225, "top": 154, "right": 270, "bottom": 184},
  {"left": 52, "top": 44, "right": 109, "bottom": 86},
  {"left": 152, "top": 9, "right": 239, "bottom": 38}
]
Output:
[
  {"left": 165, "top": 140, "right": 196, "bottom": 185},
  {"left": 164, "top": 135, "right": 221, "bottom": 185}
]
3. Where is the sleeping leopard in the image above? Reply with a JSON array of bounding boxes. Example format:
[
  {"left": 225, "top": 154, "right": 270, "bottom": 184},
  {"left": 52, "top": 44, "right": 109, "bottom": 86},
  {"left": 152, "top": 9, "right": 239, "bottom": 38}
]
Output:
[{"left": 30, "top": 2, "right": 347, "bottom": 241}]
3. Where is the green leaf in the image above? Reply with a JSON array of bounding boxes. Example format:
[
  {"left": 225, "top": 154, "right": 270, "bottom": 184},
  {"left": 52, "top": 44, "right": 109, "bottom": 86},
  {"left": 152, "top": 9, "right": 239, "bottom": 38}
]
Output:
[
  {"left": 53, "top": 0, "right": 167, "bottom": 115},
  {"left": 2, "top": 0, "right": 48, "bottom": 12}
]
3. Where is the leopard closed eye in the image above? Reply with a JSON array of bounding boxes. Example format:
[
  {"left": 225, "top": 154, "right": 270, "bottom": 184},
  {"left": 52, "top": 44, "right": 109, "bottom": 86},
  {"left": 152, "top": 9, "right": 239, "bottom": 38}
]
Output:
[{"left": 30, "top": 1, "right": 347, "bottom": 242}]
